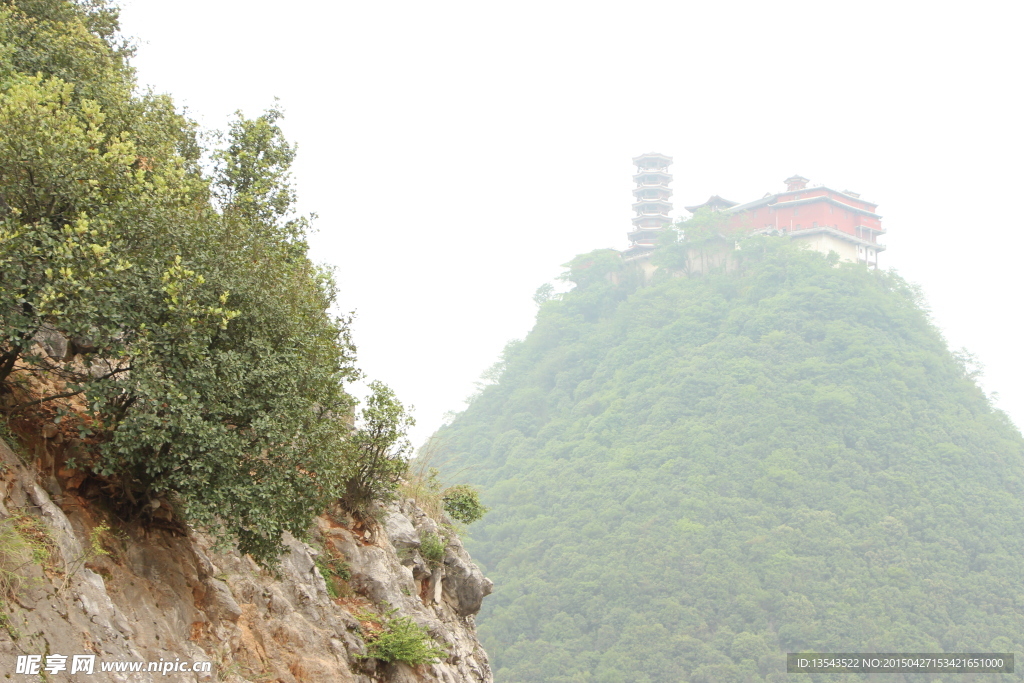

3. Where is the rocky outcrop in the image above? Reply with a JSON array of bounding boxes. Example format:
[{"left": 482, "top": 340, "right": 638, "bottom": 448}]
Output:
[{"left": 0, "top": 437, "right": 493, "bottom": 682}]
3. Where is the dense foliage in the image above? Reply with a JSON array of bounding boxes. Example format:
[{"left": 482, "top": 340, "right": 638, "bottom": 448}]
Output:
[
  {"left": 435, "top": 238, "right": 1024, "bottom": 682},
  {"left": 442, "top": 483, "right": 489, "bottom": 524},
  {"left": 358, "top": 607, "right": 449, "bottom": 666},
  {"left": 342, "top": 380, "right": 415, "bottom": 512},
  {"left": 0, "top": 0, "right": 404, "bottom": 564}
]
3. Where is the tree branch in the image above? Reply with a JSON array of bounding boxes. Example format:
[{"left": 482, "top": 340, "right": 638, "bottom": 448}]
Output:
[{"left": 3, "top": 365, "right": 131, "bottom": 414}]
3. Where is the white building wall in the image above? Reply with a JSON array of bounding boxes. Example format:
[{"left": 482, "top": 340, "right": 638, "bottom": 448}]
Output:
[{"left": 792, "top": 232, "right": 861, "bottom": 264}]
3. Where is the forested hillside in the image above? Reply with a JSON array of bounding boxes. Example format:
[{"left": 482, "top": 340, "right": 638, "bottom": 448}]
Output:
[{"left": 435, "top": 239, "right": 1024, "bottom": 682}]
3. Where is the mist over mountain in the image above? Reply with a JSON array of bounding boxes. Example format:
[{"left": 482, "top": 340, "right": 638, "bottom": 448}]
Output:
[{"left": 434, "top": 239, "right": 1024, "bottom": 682}]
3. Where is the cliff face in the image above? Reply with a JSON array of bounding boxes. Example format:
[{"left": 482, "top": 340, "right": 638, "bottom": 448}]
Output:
[{"left": 0, "top": 437, "right": 493, "bottom": 683}]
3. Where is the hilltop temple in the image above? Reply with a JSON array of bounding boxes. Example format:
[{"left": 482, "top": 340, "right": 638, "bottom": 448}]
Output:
[
  {"left": 689, "top": 174, "right": 885, "bottom": 267},
  {"left": 622, "top": 157, "right": 885, "bottom": 270}
]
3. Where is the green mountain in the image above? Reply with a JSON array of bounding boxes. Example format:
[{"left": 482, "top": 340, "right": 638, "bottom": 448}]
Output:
[{"left": 434, "top": 239, "right": 1024, "bottom": 682}]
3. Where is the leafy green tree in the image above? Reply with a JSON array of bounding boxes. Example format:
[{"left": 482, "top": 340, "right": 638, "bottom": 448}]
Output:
[
  {"left": 442, "top": 484, "right": 488, "bottom": 524},
  {"left": 0, "top": 0, "right": 364, "bottom": 565},
  {"left": 559, "top": 249, "right": 623, "bottom": 289},
  {"left": 533, "top": 283, "right": 555, "bottom": 306},
  {"left": 85, "top": 106, "right": 359, "bottom": 563},
  {"left": 342, "top": 380, "right": 415, "bottom": 512},
  {"left": 213, "top": 103, "right": 297, "bottom": 225},
  {"left": 653, "top": 208, "right": 734, "bottom": 275},
  {"left": 0, "top": 8, "right": 201, "bottom": 395}
]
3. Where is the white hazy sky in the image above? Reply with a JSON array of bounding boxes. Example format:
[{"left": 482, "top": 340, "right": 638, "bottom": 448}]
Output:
[{"left": 118, "top": 0, "right": 1024, "bottom": 448}]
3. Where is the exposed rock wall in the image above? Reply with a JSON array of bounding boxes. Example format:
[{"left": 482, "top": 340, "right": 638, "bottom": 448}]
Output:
[{"left": 0, "top": 438, "right": 493, "bottom": 682}]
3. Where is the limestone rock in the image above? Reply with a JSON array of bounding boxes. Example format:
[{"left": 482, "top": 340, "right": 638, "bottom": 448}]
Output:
[
  {"left": 33, "top": 325, "right": 68, "bottom": 360},
  {"left": 201, "top": 578, "right": 243, "bottom": 623},
  {"left": 0, "top": 436, "right": 493, "bottom": 682},
  {"left": 442, "top": 546, "right": 494, "bottom": 618},
  {"left": 383, "top": 503, "right": 421, "bottom": 550}
]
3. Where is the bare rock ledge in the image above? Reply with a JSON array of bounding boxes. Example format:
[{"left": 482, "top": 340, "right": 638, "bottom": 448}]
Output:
[{"left": 0, "top": 438, "right": 493, "bottom": 682}]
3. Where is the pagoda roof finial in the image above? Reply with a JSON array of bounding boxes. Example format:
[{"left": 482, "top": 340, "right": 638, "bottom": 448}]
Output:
[{"left": 784, "top": 175, "right": 809, "bottom": 191}]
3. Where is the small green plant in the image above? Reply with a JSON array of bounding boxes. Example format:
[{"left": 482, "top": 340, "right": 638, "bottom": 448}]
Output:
[
  {"left": 357, "top": 607, "right": 447, "bottom": 665},
  {"left": 0, "top": 512, "right": 59, "bottom": 620},
  {"left": 400, "top": 441, "right": 484, "bottom": 528},
  {"left": 0, "top": 419, "right": 30, "bottom": 465},
  {"left": 0, "top": 519, "right": 32, "bottom": 598},
  {"left": 314, "top": 547, "right": 352, "bottom": 599},
  {"left": 58, "top": 523, "right": 112, "bottom": 593},
  {"left": 88, "top": 524, "right": 111, "bottom": 558},
  {"left": 2, "top": 514, "right": 58, "bottom": 575},
  {"left": 216, "top": 661, "right": 242, "bottom": 682},
  {"left": 441, "top": 484, "right": 488, "bottom": 524},
  {"left": 96, "top": 523, "right": 130, "bottom": 562},
  {"left": 419, "top": 531, "right": 445, "bottom": 568},
  {"left": 0, "top": 600, "right": 20, "bottom": 640},
  {"left": 314, "top": 554, "right": 339, "bottom": 598},
  {"left": 335, "top": 560, "right": 351, "bottom": 581}
]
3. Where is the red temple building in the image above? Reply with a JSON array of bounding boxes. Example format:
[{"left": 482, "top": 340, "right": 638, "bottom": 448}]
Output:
[{"left": 698, "top": 175, "right": 885, "bottom": 268}]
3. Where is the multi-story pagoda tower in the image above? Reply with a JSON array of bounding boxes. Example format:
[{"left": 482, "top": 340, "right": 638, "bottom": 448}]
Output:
[{"left": 622, "top": 153, "right": 674, "bottom": 261}]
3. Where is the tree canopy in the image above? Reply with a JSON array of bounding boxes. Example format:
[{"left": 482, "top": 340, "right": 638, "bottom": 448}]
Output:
[
  {"left": 0, "top": 0, "right": 412, "bottom": 564},
  {"left": 435, "top": 238, "right": 1024, "bottom": 682}
]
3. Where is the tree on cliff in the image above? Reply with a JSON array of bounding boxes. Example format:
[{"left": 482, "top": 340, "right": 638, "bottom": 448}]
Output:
[
  {"left": 436, "top": 237, "right": 1024, "bottom": 682},
  {"left": 342, "top": 380, "right": 415, "bottom": 511},
  {"left": 0, "top": 0, "right": 401, "bottom": 564}
]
